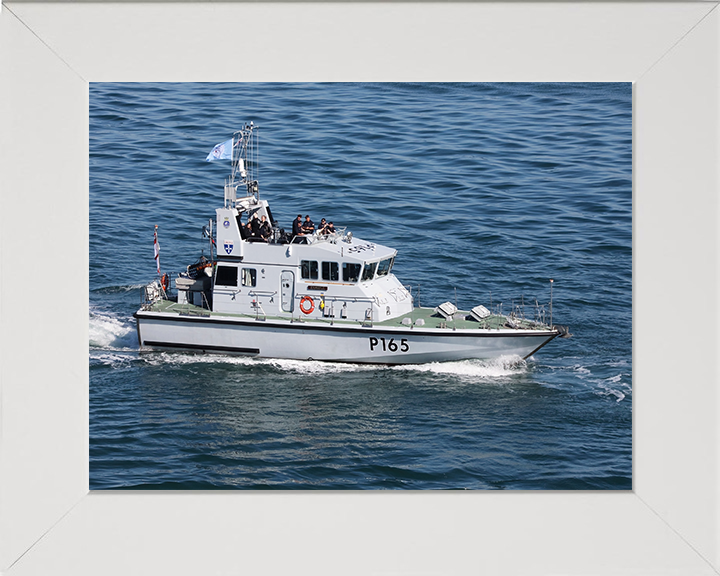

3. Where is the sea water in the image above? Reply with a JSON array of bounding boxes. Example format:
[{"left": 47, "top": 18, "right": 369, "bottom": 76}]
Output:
[{"left": 90, "top": 83, "right": 632, "bottom": 489}]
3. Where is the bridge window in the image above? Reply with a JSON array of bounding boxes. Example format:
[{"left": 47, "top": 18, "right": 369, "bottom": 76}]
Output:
[
  {"left": 342, "top": 262, "right": 361, "bottom": 283},
  {"left": 362, "top": 261, "right": 378, "bottom": 282},
  {"left": 322, "top": 261, "right": 339, "bottom": 281},
  {"left": 216, "top": 265, "right": 238, "bottom": 287},
  {"left": 376, "top": 256, "right": 394, "bottom": 277},
  {"left": 241, "top": 268, "right": 257, "bottom": 287},
  {"left": 301, "top": 260, "right": 318, "bottom": 280}
]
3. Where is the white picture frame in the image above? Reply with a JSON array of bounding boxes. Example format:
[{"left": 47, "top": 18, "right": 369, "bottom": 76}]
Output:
[{"left": 1, "top": 2, "right": 718, "bottom": 574}]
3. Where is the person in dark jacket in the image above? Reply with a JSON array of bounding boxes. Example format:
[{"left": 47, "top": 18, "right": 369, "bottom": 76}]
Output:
[
  {"left": 259, "top": 215, "right": 272, "bottom": 240},
  {"left": 302, "top": 215, "right": 315, "bottom": 234},
  {"left": 240, "top": 220, "right": 250, "bottom": 239},
  {"left": 292, "top": 214, "right": 304, "bottom": 236},
  {"left": 250, "top": 214, "right": 261, "bottom": 237}
]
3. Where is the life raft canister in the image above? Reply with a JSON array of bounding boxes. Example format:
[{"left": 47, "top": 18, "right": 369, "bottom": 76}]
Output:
[{"left": 300, "top": 296, "right": 315, "bottom": 315}]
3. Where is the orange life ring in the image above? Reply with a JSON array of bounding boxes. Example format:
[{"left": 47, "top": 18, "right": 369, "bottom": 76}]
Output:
[
  {"left": 300, "top": 296, "right": 315, "bottom": 315},
  {"left": 160, "top": 273, "right": 170, "bottom": 291}
]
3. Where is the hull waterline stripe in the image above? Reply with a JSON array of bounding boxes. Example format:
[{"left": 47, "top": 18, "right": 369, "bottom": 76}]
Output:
[
  {"left": 134, "top": 312, "right": 557, "bottom": 339},
  {"left": 142, "top": 341, "right": 260, "bottom": 355}
]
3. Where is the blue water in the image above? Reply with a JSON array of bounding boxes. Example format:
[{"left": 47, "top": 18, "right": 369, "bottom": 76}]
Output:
[{"left": 90, "top": 82, "right": 632, "bottom": 490}]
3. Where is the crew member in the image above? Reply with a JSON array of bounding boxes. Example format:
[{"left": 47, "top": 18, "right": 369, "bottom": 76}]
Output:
[
  {"left": 240, "top": 220, "right": 250, "bottom": 239},
  {"left": 302, "top": 215, "right": 315, "bottom": 234},
  {"left": 259, "top": 215, "right": 272, "bottom": 240},
  {"left": 250, "top": 214, "right": 261, "bottom": 237},
  {"left": 292, "top": 214, "right": 304, "bottom": 236}
]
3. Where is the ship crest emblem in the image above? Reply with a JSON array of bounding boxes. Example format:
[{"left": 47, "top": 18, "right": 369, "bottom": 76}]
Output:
[
  {"left": 223, "top": 218, "right": 230, "bottom": 228},
  {"left": 224, "top": 240, "right": 234, "bottom": 254}
]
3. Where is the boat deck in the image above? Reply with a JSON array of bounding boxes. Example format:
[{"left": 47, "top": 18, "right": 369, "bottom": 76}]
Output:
[{"left": 143, "top": 298, "right": 550, "bottom": 332}]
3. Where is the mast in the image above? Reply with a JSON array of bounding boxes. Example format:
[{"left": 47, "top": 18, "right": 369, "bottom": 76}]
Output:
[{"left": 225, "top": 122, "right": 259, "bottom": 208}]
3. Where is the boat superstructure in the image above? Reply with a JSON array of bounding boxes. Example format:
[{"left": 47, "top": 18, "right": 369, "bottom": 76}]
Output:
[{"left": 135, "top": 123, "right": 568, "bottom": 365}]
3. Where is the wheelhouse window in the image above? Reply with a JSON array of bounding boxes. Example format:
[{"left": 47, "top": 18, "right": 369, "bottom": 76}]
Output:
[
  {"left": 322, "top": 261, "right": 339, "bottom": 282},
  {"left": 301, "top": 260, "right": 318, "bottom": 280},
  {"left": 361, "top": 261, "right": 378, "bottom": 282},
  {"left": 241, "top": 268, "right": 257, "bottom": 287},
  {"left": 376, "top": 256, "right": 394, "bottom": 278},
  {"left": 342, "top": 262, "right": 361, "bottom": 283},
  {"left": 215, "top": 265, "right": 238, "bottom": 287}
]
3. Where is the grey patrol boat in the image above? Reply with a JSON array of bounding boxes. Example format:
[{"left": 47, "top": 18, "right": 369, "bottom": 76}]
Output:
[{"left": 135, "top": 123, "right": 568, "bottom": 365}]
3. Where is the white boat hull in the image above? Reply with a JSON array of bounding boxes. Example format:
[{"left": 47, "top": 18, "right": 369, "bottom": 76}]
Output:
[{"left": 135, "top": 311, "right": 558, "bottom": 365}]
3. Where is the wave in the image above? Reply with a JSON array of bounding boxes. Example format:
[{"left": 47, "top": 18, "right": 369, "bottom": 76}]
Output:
[
  {"left": 392, "top": 355, "right": 527, "bottom": 380},
  {"left": 136, "top": 349, "right": 527, "bottom": 380},
  {"left": 549, "top": 361, "right": 631, "bottom": 402},
  {"left": 92, "top": 284, "right": 146, "bottom": 294},
  {"left": 89, "top": 349, "right": 138, "bottom": 367},
  {"left": 595, "top": 374, "right": 632, "bottom": 403},
  {"left": 89, "top": 308, "right": 135, "bottom": 348},
  {"left": 139, "top": 352, "right": 377, "bottom": 374}
]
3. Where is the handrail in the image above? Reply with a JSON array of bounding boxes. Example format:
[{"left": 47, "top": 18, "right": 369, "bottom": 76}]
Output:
[
  {"left": 311, "top": 227, "right": 347, "bottom": 243},
  {"left": 288, "top": 227, "right": 348, "bottom": 246},
  {"left": 296, "top": 293, "right": 376, "bottom": 304},
  {"left": 248, "top": 290, "right": 277, "bottom": 297}
]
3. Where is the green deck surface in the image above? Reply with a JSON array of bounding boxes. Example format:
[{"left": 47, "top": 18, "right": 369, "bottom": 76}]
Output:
[{"left": 143, "top": 298, "right": 549, "bottom": 332}]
